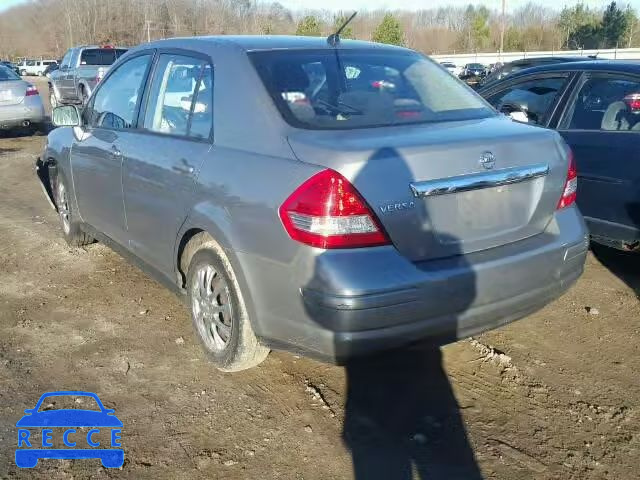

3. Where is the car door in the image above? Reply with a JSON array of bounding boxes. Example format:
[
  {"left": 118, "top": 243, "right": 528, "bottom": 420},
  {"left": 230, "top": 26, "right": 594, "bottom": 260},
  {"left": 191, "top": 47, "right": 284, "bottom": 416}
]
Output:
[
  {"left": 52, "top": 50, "right": 72, "bottom": 99},
  {"left": 481, "top": 72, "right": 575, "bottom": 127},
  {"left": 122, "top": 52, "right": 213, "bottom": 275},
  {"left": 71, "top": 52, "right": 154, "bottom": 247},
  {"left": 556, "top": 72, "right": 640, "bottom": 245}
]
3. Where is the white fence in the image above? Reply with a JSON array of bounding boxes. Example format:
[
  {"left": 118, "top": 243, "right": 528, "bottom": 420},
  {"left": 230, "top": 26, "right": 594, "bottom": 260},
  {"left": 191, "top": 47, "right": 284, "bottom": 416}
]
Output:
[{"left": 431, "top": 48, "right": 640, "bottom": 65}]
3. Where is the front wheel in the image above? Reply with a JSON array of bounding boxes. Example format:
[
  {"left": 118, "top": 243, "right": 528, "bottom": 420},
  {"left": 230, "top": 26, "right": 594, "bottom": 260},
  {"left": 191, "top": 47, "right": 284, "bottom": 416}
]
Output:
[
  {"left": 186, "top": 238, "right": 269, "bottom": 372},
  {"left": 20, "top": 69, "right": 27, "bottom": 76},
  {"left": 55, "top": 173, "right": 94, "bottom": 247}
]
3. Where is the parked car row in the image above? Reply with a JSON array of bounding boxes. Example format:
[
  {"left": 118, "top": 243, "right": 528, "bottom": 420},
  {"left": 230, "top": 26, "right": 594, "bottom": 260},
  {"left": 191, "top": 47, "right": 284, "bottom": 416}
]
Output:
[{"left": 35, "top": 36, "right": 588, "bottom": 372}]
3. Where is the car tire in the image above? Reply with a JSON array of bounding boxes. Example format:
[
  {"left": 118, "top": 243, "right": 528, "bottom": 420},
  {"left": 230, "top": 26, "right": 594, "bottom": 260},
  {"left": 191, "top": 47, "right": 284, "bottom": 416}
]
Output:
[
  {"left": 185, "top": 234, "right": 269, "bottom": 372},
  {"left": 20, "top": 69, "right": 27, "bottom": 76},
  {"left": 55, "top": 173, "right": 94, "bottom": 247}
]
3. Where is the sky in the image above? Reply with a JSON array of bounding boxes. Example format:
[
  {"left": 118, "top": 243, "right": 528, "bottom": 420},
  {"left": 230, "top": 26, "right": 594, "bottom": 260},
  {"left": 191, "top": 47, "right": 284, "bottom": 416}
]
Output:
[{"left": 1, "top": 0, "right": 639, "bottom": 13}]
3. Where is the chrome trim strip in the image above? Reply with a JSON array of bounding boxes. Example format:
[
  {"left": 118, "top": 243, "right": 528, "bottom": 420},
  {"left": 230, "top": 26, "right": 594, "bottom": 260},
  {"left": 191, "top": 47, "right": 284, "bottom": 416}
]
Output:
[{"left": 410, "top": 163, "right": 549, "bottom": 198}]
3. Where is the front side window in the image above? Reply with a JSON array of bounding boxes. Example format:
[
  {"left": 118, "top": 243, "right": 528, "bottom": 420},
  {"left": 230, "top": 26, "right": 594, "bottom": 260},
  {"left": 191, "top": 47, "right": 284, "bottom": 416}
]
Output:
[
  {"left": 143, "top": 54, "right": 213, "bottom": 138},
  {"left": 87, "top": 54, "right": 151, "bottom": 129},
  {"left": 486, "top": 76, "right": 567, "bottom": 126},
  {"left": 60, "top": 51, "right": 72, "bottom": 69},
  {"left": 561, "top": 75, "right": 640, "bottom": 131},
  {"left": 250, "top": 49, "right": 493, "bottom": 129}
]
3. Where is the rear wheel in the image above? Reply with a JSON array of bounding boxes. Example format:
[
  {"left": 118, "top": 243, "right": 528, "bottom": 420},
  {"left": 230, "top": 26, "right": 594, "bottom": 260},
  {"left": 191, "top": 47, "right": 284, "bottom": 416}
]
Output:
[
  {"left": 20, "top": 69, "right": 27, "bottom": 76},
  {"left": 185, "top": 235, "right": 269, "bottom": 371},
  {"left": 55, "top": 173, "right": 93, "bottom": 247}
]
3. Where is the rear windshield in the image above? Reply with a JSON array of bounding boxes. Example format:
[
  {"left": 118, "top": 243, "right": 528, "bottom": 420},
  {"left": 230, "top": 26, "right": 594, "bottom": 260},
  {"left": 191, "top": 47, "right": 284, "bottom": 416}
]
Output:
[
  {"left": 80, "top": 48, "right": 128, "bottom": 66},
  {"left": 0, "top": 65, "right": 19, "bottom": 81},
  {"left": 250, "top": 49, "right": 494, "bottom": 129}
]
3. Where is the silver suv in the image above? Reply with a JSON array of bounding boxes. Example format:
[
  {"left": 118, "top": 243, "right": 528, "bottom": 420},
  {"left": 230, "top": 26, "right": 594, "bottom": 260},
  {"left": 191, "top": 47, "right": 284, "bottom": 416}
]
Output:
[{"left": 37, "top": 36, "right": 588, "bottom": 371}]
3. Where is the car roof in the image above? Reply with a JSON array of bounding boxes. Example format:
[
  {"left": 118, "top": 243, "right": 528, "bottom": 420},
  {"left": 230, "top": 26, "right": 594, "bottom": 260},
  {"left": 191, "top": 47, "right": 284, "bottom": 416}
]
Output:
[
  {"left": 140, "top": 35, "right": 410, "bottom": 53},
  {"left": 509, "top": 56, "right": 588, "bottom": 64},
  {"left": 506, "top": 59, "right": 640, "bottom": 77}
]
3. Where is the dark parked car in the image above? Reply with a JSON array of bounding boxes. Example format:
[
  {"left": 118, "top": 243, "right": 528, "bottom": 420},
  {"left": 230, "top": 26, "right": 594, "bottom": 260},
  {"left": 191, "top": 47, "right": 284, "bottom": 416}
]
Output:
[
  {"left": 462, "top": 62, "right": 486, "bottom": 77},
  {"left": 43, "top": 61, "right": 59, "bottom": 78},
  {"left": 36, "top": 36, "right": 586, "bottom": 371},
  {"left": 478, "top": 60, "right": 640, "bottom": 251},
  {"left": 481, "top": 56, "right": 595, "bottom": 88}
]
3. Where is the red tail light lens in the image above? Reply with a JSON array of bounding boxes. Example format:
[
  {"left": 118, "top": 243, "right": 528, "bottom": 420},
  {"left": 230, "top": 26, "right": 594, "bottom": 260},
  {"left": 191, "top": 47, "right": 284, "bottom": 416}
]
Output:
[
  {"left": 557, "top": 150, "right": 577, "bottom": 210},
  {"left": 279, "top": 169, "right": 390, "bottom": 249},
  {"left": 25, "top": 85, "right": 38, "bottom": 96},
  {"left": 624, "top": 93, "right": 640, "bottom": 111},
  {"left": 95, "top": 67, "right": 106, "bottom": 84}
]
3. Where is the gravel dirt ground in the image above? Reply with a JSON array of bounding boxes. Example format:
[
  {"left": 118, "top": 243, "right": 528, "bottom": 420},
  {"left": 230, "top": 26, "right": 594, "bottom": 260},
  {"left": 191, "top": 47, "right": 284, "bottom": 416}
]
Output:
[{"left": 1, "top": 77, "right": 639, "bottom": 479}]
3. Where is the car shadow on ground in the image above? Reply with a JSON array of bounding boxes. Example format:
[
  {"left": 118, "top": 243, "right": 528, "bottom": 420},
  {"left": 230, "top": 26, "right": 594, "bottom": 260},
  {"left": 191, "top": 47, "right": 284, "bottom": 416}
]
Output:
[
  {"left": 304, "top": 147, "right": 483, "bottom": 479},
  {"left": 591, "top": 243, "right": 640, "bottom": 298}
]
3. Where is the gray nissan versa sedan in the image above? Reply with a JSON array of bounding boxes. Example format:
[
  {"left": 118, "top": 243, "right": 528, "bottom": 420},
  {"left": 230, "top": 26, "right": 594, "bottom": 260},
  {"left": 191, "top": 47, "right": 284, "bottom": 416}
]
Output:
[{"left": 35, "top": 36, "right": 588, "bottom": 371}]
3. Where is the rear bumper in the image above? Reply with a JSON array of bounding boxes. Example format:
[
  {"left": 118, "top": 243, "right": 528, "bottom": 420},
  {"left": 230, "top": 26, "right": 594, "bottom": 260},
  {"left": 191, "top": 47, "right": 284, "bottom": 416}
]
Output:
[
  {"left": 238, "top": 206, "right": 588, "bottom": 362},
  {"left": 0, "top": 101, "right": 45, "bottom": 129}
]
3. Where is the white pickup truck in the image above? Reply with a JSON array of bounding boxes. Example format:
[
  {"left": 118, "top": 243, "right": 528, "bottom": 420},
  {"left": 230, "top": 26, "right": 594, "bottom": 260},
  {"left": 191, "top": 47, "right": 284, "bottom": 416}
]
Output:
[{"left": 48, "top": 45, "right": 127, "bottom": 106}]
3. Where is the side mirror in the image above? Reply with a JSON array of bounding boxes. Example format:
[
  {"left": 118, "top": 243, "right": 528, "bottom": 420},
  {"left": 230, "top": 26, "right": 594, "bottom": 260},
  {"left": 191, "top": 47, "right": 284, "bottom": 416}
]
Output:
[
  {"left": 52, "top": 105, "right": 81, "bottom": 127},
  {"left": 23, "top": 408, "right": 34, "bottom": 414}
]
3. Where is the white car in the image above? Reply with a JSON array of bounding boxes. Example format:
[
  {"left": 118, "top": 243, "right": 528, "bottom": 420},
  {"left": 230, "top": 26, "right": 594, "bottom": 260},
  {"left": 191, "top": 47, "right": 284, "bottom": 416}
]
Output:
[
  {"left": 440, "top": 61, "right": 462, "bottom": 77},
  {"left": 16, "top": 59, "right": 57, "bottom": 77}
]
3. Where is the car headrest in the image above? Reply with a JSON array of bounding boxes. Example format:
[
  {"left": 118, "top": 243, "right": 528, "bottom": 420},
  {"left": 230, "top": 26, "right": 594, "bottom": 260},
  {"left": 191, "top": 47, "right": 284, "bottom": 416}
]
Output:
[
  {"left": 601, "top": 101, "right": 630, "bottom": 131},
  {"left": 273, "top": 62, "right": 310, "bottom": 92}
]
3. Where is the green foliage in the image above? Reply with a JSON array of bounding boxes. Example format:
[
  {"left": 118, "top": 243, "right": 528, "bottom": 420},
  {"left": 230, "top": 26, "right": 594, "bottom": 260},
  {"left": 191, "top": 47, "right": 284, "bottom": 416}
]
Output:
[
  {"left": 333, "top": 14, "right": 354, "bottom": 39},
  {"left": 372, "top": 13, "right": 404, "bottom": 46},
  {"left": 458, "top": 5, "right": 490, "bottom": 51},
  {"left": 295, "top": 16, "right": 321, "bottom": 37},
  {"left": 602, "top": 1, "right": 630, "bottom": 47}
]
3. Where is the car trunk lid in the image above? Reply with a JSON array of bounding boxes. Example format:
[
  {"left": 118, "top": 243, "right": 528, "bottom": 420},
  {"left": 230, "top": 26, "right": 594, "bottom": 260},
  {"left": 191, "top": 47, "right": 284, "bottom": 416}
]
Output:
[
  {"left": 287, "top": 116, "right": 568, "bottom": 262},
  {"left": 0, "top": 80, "right": 26, "bottom": 105}
]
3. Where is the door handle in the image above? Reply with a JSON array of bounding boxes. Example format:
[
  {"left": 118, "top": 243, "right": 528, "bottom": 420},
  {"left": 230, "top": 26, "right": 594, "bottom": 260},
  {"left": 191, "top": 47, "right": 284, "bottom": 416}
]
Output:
[
  {"left": 172, "top": 159, "right": 195, "bottom": 175},
  {"left": 173, "top": 165, "right": 195, "bottom": 175},
  {"left": 111, "top": 146, "right": 122, "bottom": 158}
]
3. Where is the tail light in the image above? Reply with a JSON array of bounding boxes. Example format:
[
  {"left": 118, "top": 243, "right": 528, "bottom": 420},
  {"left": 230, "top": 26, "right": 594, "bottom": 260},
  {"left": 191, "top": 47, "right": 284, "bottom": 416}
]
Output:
[
  {"left": 624, "top": 93, "right": 640, "bottom": 111},
  {"left": 279, "top": 169, "right": 390, "bottom": 249},
  {"left": 25, "top": 85, "right": 38, "bottom": 96},
  {"left": 95, "top": 67, "right": 106, "bottom": 84},
  {"left": 557, "top": 150, "right": 577, "bottom": 210}
]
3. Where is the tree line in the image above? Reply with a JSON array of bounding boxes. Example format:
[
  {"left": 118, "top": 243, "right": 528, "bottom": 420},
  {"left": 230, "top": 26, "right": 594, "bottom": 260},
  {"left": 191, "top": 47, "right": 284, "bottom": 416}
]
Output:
[{"left": 0, "top": 0, "right": 636, "bottom": 60}]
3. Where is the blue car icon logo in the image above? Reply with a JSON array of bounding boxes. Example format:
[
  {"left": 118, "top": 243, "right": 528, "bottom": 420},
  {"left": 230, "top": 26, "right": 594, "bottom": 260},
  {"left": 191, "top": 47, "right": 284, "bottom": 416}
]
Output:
[{"left": 16, "top": 391, "right": 123, "bottom": 468}]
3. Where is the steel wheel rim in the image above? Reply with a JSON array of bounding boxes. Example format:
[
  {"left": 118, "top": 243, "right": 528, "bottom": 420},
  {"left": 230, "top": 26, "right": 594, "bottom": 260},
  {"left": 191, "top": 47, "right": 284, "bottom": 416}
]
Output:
[
  {"left": 191, "top": 264, "right": 233, "bottom": 352},
  {"left": 58, "top": 181, "right": 70, "bottom": 234}
]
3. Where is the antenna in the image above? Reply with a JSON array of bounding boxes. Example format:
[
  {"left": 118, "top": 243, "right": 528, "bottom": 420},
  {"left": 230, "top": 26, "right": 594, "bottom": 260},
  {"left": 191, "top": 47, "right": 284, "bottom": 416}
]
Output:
[{"left": 327, "top": 11, "right": 357, "bottom": 47}]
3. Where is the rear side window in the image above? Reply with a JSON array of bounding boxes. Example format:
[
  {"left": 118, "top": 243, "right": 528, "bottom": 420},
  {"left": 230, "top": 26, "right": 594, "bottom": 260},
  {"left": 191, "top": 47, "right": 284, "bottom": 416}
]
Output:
[
  {"left": 562, "top": 76, "right": 640, "bottom": 131},
  {"left": 250, "top": 49, "right": 493, "bottom": 129},
  {"left": 80, "top": 48, "right": 127, "bottom": 66},
  {"left": 486, "top": 76, "right": 567, "bottom": 126},
  {"left": 143, "top": 54, "right": 213, "bottom": 139}
]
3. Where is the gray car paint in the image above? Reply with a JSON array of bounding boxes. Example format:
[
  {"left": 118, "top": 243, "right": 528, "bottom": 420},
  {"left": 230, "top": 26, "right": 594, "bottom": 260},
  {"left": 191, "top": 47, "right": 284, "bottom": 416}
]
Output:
[
  {"left": 39, "top": 36, "right": 588, "bottom": 362},
  {"left": 0, "top": 76, "right": 45, "bottom": 129}
]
